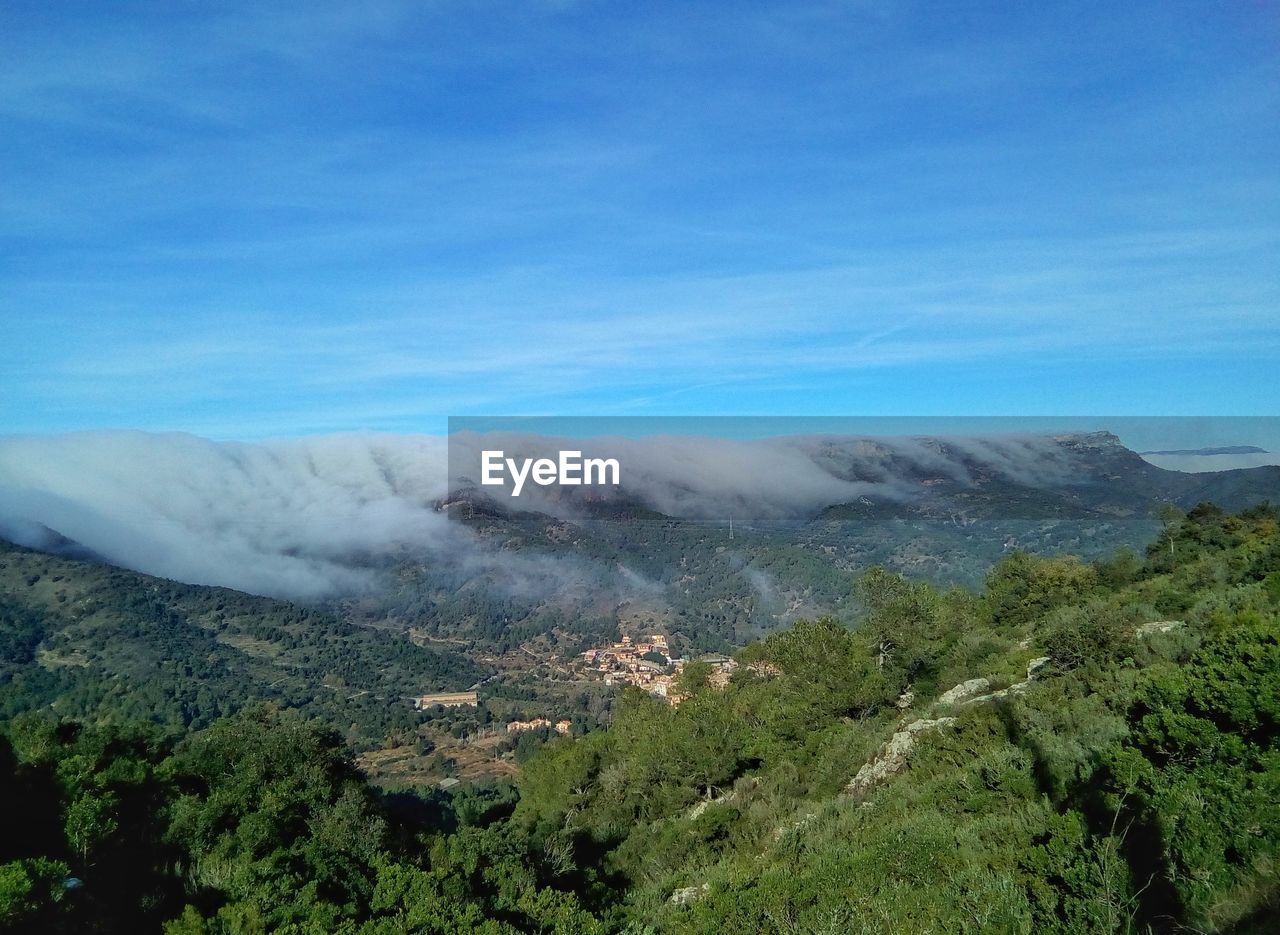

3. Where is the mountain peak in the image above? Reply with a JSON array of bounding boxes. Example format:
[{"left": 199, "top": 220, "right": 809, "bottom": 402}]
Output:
[{"left": 1051, "top": 430, "right": 1123, "bottom": 448}]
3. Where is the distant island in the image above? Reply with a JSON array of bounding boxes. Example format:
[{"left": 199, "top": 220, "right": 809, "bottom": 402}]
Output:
[{"left": 1139, "top": 445, "right": 1269, "bottom": 456}]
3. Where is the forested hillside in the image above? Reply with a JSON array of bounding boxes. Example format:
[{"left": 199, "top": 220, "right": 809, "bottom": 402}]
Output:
[
  {"left": 2, "top": 503, "right": 1278, "bottom": 933},
  {"left": 0, "top": 543, "right": 487, "bottom": 744}
]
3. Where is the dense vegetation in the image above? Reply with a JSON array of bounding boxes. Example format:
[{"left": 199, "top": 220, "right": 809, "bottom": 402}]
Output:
[
  {"left": 374, "top": 514, "right": 1162, "bottom": 654},
  {"left": 0, "top": 544, "right": 487, "bottom": 745},
  {"left": 2, "top": 502, "right": 1278, "bottom": 932}
]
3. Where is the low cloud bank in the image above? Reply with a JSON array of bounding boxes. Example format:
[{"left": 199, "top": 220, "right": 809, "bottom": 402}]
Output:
[
  {"left": 447, "top": 431, "right": 1082, "bottom": 520},
  {"left": 0, "top": 432, "right": 452, "bottom": 598},
  {"left": 0, "top": 429, "right": 1117, "bottom": 600}
]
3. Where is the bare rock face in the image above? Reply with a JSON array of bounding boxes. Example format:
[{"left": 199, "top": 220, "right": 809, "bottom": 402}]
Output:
[
  {"left": 845, "top": 717, "right": 956, "bottom": 796},
  {"left": 937, "top": 678, "right": 991, "bottom": 706}
]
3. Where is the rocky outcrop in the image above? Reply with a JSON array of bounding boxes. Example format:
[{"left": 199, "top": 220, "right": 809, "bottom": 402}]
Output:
[
  {"left": 937, "top": 678, "right": 990, "bottom": 706},
  {"left": 845, "top": 717, "right": 956, "bottom": 796},
  {"left": 670, "top": 883, "right": 709, "bottom": 905},
  {"left": 965, "top": 685, "right": 1023, "bottom": 705},
  {"left": 1137, "top": 620, "right": 1184, "bottom": 636},
  {"left": 846, "top": 658, "right": 1055, "bottom": 797},
  {"left": 956, "top": 657, "right": 1052, "bottom": 706}
]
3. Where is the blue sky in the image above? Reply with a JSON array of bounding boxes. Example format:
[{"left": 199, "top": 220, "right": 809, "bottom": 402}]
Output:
[{"left": 1, "top": 0, "right": 1277, "bottom": 439}]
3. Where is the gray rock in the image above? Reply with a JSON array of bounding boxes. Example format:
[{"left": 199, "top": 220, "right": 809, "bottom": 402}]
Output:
[
  {"left": 1027, "top": 656, "right": 1051, "bottom": 678},
  {"left": 670, "top": 883, "right": 709, "bottom": 905},
  {"left": 938, "top": 678, "right": 990, "bottom": 705},
  {"left": 846, "top": 717, "right": 956, "bottom": 795}
]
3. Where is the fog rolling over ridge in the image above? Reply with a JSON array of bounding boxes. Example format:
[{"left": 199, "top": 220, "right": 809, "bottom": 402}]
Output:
[
  {"left": 1, "top": 429, "right": 1274, "bottom": 601},
  {"left": 446, "top": 430, "right": 1082, "bottom": 519},
  {"left": 0, "top": 432, "right": 456, "bottom": 598}
]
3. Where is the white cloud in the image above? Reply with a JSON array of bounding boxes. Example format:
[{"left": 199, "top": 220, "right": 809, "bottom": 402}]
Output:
[{"left": 0, "top": 428, "right": 1117, "bottom": 599}]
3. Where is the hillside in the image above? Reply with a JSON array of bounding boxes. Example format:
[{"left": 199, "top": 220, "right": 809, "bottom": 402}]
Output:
[
  {"left": 2, "top": 502, "right": 1278, "bottom": 933},
  {"left": 7, "top": 430, "right": 1280, "bottom": 665},
  {"left": 504, "top": 502, "right": 1280, "bottom": 933},
  {"left": 370, "top": 432, "right": 1280, "bottom": 654},
  {"left": 0, "top": 541, "right": 487, "bottom": 744}
]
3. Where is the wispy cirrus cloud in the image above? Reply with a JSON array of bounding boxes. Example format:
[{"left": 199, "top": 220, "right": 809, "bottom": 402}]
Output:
[{"left": 1, "top": 1, "right": 1277, "bottom": 434}]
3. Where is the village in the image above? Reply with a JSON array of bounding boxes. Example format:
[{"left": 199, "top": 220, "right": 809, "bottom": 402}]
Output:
[
  {"left": 399, "top": 630, "right": 742, "bottom": 788},
  {"left": 580, "top": 632, "right": 683, "bottom": 699},
  {"left": 579, "top": 633, "right": 737, "bottom": 703},
  {"left": 409, "top": 632, "right": 738, "bottom": 729},
  {"left": 384, "top": 633, "right": 744, "bottom": 790}
]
